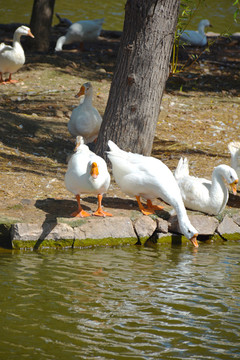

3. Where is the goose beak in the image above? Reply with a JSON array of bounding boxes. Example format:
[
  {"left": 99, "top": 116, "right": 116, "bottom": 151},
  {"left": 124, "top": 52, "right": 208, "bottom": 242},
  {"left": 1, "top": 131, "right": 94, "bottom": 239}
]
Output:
[
  {"left": 75, "top": 85, "right": 85, "bottom": 98},
  {"left": 91, "top": 162, "right": 99, "bottom": 179},
  {"left": 230, "top": 179, "right": 238, "bottom": 195},
  {"left": 190, "top": 234, "right": 199, "bottom": 248},
  {"left": 74, "top": 137, "right": 82, "bottom": 151},
  {"left": 28, "top": 29, "right": 35, "bottom": 38}
]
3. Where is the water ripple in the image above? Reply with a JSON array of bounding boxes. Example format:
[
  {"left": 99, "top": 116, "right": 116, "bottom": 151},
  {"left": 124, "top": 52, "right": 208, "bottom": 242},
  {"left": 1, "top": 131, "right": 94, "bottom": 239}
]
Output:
[{"left": 0, "top": 243, "right": 240, "bottom": 359}]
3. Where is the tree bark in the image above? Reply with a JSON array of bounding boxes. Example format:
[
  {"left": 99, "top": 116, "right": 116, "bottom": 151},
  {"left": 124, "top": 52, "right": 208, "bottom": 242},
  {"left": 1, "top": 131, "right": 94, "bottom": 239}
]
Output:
[
  {"left": 29, "top": 0, "right": 55, "bottom": 52},
  {"left": 95, "top": 0, "right": 180, "bottom": 158}
]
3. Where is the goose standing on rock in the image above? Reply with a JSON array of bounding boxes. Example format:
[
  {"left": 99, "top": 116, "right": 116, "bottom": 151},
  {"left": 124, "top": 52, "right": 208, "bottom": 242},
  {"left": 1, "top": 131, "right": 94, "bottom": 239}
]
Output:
[
  {"left": 68, "top": 82, "right": 102, "bottom": 144},
  {"left": 174, "top": 157, "right": 238, "bottom": 215},
  {"left": 228, "top": 141, "right": 240, "bottom": 181},
  {"left": 107, "top": 140, "right": 199, "bottom": 248},
  {"left": 55, "top": 18, "right": 104, "bottom": 51},
  {"left": 0, "top": 25, "right": 34, "bottom": 84},
  {"left": 180, "top": 19, "right": 212, "bottom": 46},
  {"left": 65, "top": 136, "right": 112, "bottom": 218}
]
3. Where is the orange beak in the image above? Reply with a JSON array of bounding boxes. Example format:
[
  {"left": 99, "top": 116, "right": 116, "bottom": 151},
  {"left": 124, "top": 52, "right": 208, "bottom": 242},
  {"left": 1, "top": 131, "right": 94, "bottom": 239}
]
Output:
[
  {"left": 190, "top": 234, "right": 199, "bottom": 248},
  {"left": 91, "top": 162, "right": 99, "bottom": 179},
  {"left": 230, "top": 179, "right": 238, "bottom": 195},
  {"left": 75, "top": 85, "right": 85, "bottom": 98},
  {"left": 28, "top": 29, "right": 34, "bottom": 38}
]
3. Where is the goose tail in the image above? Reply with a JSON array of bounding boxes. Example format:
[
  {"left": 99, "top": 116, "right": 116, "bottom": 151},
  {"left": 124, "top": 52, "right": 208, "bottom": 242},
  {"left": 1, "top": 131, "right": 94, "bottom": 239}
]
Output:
[
  {"left": 228, "top": 141, "right": 240, "bottom": 156},
  {"left": 174, "top": 157, "right": 189, "bottom": 179},
  {"left": 107, "top": 140, "right": 128, "bottom": 162}
]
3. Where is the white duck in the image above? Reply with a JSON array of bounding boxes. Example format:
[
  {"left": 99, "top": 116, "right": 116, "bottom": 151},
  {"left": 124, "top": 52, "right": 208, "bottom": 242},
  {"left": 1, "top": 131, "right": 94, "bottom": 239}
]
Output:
[
  {"left": 228, "top": 141, "right": 240, "bottom": 180},
  {"left": 65, "top": 136, "right": 112, "bottom": 218},
  {"left": 174, "top": 157, "right": 238, "bottom": 215},
  {"left": 107, "top": 140, "right": 199, "bottom": 247},
  {"left": 55, "top": 18, "right": 104, "bottom": 51},
  {"left": 180, "top": 19, "right": 212, "bottom": 46},
  {"left": 0, "top": 25, "right": 34, "bottom": 84},
  {"left": 68, "top": 82, "right": 102, "bottom": 144}
]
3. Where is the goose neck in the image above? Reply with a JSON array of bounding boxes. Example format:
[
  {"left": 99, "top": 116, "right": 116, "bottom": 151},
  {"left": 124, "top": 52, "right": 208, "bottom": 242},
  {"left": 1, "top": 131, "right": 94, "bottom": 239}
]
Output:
[
  {"left": 173, "top": 199, "right": 188, "bottom": 222},
  {"left": 12, "top": 32, "right": 23, "bottom": 49},
  {"left": 198, "top": 24, "right": 206, "bottom": 36},
  {"left": 211, "top": 168, "right": 226, "bottom": 195},
  {"left": 84, "top": 93, "right": 93, "bottom": 105}
]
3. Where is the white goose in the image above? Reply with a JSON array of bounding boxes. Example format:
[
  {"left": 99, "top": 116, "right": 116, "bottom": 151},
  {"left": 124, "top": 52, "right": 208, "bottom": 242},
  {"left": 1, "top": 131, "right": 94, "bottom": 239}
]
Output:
[
  {"left": 174, "top": 157, "right": 238, "bottom": 215},
  {"left": 228, "top": 141, "right": 240, "bottom": 180},
  {"left": 55, "top": 18, "right": 104, "bottom": 51},
  {"left": 68, "top": 82, "right": 102, "bottom": 144},
  {"left": 65, "top": 136, "right": 112, "bottom": 218},
  {"left": 180, "top": 19, "right": 211, "bottom": 46},
  {"left": 0, "top": 25, "right": 34, "bottom": 84},
  {"left": 107, "top": 140, "right": 199, "bottom": 247}
]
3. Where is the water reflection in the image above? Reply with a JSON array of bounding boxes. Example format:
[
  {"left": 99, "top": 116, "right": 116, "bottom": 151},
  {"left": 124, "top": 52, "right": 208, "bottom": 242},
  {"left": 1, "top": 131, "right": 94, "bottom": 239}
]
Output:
[{"left": 0, "top": 243, "right": 239, "bottom": 359}]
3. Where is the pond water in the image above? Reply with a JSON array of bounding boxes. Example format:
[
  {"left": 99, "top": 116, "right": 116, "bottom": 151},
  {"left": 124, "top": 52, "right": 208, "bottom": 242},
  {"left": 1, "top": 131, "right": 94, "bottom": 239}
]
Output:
[
  {"left": 0, "top": 241, "right": 240, "bottom": 359},
  {"left": 0, "top": 0, "right": 239, "bottom": 33}
]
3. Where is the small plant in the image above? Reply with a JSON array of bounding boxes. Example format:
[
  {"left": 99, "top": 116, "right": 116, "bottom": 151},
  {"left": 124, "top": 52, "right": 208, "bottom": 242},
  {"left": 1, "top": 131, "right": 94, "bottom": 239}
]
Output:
[
  {"left": 171, "top": 0, "right": 240, "bottom": 76},
  {"left": 233, "top": 0, "right": 240, "bottom": 23},
  {"left": 171, "top": 0, "right": 205, "bottom": 75}
]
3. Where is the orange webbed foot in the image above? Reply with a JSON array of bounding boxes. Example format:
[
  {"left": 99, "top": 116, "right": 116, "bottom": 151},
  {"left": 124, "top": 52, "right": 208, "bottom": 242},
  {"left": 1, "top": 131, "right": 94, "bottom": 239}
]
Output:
[
  {"left": 71, "top": 210, "right": 91, "bottom": 217},
  {"left": 140, "top": 208, "right": 155, "bottom": 216},
  {"left": 93, "top": 209, "right": 113, "bottom": 217}
]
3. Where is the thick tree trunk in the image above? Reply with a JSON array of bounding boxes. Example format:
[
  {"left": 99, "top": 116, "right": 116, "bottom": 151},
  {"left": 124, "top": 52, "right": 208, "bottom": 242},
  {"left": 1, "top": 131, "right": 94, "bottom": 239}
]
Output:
[
  {"left": 29, "top": 0, "right": 55, "bottom": 52},
  {"left": 95, "top": 0, "right": 180, "bottom": 158}
]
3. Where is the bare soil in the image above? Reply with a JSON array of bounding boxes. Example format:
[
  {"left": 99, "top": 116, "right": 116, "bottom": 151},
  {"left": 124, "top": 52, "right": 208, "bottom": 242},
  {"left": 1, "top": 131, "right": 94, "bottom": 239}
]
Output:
[{"left": 0, "top": 26, "right": 240, "bottom": 224}]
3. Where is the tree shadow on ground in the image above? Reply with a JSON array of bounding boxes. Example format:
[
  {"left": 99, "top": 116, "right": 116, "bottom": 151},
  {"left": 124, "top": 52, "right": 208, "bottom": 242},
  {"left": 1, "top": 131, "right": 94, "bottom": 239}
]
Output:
[
  {"left": 167, "top": 35, "right": 240, "bottom": 94},
  {"left": 0, "top": 109, "right": 73, "bottom": 165},
  {"left": 152, "top": 139, "right": 230, "bottom": 159}
]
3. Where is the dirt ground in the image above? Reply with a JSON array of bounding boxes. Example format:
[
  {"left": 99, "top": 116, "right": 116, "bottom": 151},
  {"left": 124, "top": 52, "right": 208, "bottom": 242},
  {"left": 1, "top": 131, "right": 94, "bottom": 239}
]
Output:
[{"left": 0, "top": 25, "right": 240, "bottom": 224}]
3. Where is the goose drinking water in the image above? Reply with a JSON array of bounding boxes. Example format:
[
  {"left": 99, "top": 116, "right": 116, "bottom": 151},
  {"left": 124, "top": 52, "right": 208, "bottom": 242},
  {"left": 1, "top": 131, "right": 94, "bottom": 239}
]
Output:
[
  {"left": 55, "top": 18, "right": 104, "bottom": 51},
  {"left": 107, "top": 140, "right": 199, "bottom": 248}
]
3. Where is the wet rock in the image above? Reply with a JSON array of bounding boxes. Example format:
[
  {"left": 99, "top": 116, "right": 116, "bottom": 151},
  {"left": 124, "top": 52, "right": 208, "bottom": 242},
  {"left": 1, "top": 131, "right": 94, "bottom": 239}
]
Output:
[
  {"left": 156, "top": 217, "right": 169, "bottom": 234},
  {"left": 133, "top": 216, "right": 157, "bottom": 241},
  {"left": 188, "top": 214, "right": 219, "bottom": 235},
  {"left": 11, "top": 223, "right": 43, "bottom": 241},
  {"left": 44, "top": 223, "right": 75, "bottom": 240},
  {"left": 217, "top": 215, "right": 240, "bottom": 240},
  {"left": 10, "top": 217, "right": 137, "bottom": 249},
  {"left": 11, "top": 222, "right": 74, "bottom": 241},
  {"left": 232, "top": 213, "right": 240, "bottom": 226},
  {"left": 74, "top": 216, "right": 136, "bottom": 241},
  {"left": 156, "top": 232, "right": 190, "bottom": 246},
  {"left": 168, "top": 214, "right": 219, "bottom": 236}
]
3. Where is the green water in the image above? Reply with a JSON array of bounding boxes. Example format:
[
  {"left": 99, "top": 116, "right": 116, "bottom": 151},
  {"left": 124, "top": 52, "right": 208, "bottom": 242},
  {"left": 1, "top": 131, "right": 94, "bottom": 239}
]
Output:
[
  {"left": 0, "top": 0, "right": 239, "bottom": 33},
  {"left": 0, "top": 242, "right": 240, "bottom": 359}
]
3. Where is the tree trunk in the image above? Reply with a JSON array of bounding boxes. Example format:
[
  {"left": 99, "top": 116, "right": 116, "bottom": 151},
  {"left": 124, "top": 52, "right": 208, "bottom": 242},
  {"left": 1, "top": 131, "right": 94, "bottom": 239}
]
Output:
[
  {"left": 29, "top": 0, "right": 55, "bottom": 52},
  {"left": 95, "top": 0, "right": 180, "bottom": 158}
]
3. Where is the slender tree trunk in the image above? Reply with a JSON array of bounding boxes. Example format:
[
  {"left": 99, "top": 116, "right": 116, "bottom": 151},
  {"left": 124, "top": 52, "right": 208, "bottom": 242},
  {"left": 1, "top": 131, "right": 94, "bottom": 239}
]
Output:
[
  {"left": 95, "top": 0, "right": 180, "bottom": 158},
  {"left": 29, "top": 0, "right": 55, "bottom": 52}
]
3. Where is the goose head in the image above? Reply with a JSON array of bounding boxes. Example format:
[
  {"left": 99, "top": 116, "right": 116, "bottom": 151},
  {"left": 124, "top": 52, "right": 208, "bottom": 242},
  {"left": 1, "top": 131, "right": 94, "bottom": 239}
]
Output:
[
  {"left": 225, "top": 167, "right": 238, "bottom": 195},
  {"left": 179, "top": 221, "right": 199, "bottom": 248},
  {"left": 75, "top": 82, "right": 93, "bottom": 98},
  {"left": 214, "top": 164, "right": 238, "bottom": 195},
  {"left": 15, "top": 25, "right": 34, "bottom": 38},
  {"left": 198, "top": 19, "right": 212, "bottom": 32},
  {"left": 73, "top": 135, "right": 90, "bottom": 154}
]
